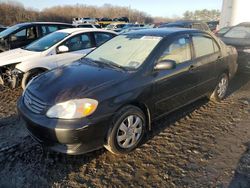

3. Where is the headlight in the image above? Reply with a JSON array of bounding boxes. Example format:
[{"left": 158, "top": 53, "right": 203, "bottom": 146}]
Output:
[{"left": 46, "top": 98, "right": 98, "bottom": 119}]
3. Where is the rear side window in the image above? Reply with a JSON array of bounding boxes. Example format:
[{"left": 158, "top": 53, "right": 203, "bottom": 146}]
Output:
[
  {"left": 193, "top": 36, "right": 217, "bottom": 58},
  {"left": 159, "top": 37, "right": 191, "bottom": 64},
  {"left": 94, "top": 32, "right": 114, "bottom": 46}
]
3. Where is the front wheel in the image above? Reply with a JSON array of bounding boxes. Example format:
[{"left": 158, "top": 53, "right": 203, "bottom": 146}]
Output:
[
  {"left": 210, "top": 73, "right": 229, "bottom": 102},
  {"left": 104, "top": 106, "right": 146, "bottom": 155}
]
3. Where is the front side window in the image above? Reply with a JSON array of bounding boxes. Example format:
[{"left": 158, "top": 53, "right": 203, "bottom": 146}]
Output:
[
  {"left": 14, "top": 28, "right": 26, "bottom": 37},
  {"left": 193, "top": 36, "right": 215, "bottom": 58},
  {"left": 94, "top": 32, "right": 114, "bottom": 47},
  {"left": 224, "top": 26, "right": 250, "bottom": 39},
  {"left": 159, "top": 37, "right": 191, "bottom": 64},
  {"left": 86, "top": 34, "right": 162, "bottom": 69},
  {"left": 62, "top": 33, "right": 92, "bottom": 52}
]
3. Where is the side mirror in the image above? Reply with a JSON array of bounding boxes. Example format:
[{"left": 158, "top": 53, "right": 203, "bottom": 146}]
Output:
[
  {"left": 10, "top": 35, "right": 17, "bottom": 41},
  {"left": 154, "top": 60, "right": 176, "bottom": 70},
  {"left": 57, "top": 45, "right": 69, "bottom": 54}
]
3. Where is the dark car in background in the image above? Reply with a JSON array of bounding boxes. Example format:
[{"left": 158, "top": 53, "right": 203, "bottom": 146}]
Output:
[
  {"left": 159, "top": 20, "right": 210, "bottom": 32},
  {"left": 0, "top": 24, "right": 7, "bottom": 32},
  {"left": 215, "top": 26, "right": 231, "bottom": 37},
  {"left": 207, "top": 21, "right": 219, "bottom": 32},
  {"left": 219, "top": 22, "right": 250, "bottom": 72},
  {"left": 0, "top": 22, "right": 73, "bottom": 52},
  {"left": 18, "top": 28, "right": 238, "bottom": 155}
]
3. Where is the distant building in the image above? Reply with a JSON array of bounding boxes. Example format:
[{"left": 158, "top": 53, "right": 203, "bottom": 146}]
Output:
[{"left": 220, "top": 0, "right": 250, "bottom": 28}]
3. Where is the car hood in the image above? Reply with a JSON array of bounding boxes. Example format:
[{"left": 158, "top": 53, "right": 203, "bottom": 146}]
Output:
[
  {"left": 0, "top": 48, "right": 42, "bottom": 67},
  {"left": 27, "top": 61, "right": 130, "bottom": 104},
  {"left": 220, "top": 37, "right": 250, "bottom": 48}
]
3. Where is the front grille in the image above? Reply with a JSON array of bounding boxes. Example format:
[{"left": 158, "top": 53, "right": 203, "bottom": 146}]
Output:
[{"left": 23, "top": 90, "right": 47, "bottom": 114}]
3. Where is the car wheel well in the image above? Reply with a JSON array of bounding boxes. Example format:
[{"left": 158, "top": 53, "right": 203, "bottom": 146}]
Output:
[
  {"left": 128, "top": 102, "right": 151, "bottom": 131},
  {"left": 22, "top": 68, "right": 48, "bottom": 89}
]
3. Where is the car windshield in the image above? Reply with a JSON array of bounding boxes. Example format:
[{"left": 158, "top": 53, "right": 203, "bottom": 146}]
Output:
[
  {"left": 85, "top": 34, "right": 162, "bottom": 70},
  {"left": 0, "top": 25, "right": 21, "bottom": 38},
  {"left": 224, "top": 26, "right": 250, "bottom": 39},
  {"left": 24, "top": 32, "right": 69, "bottom": 52}
]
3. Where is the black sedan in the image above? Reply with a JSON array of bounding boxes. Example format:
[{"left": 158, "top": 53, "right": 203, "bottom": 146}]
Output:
[
  {"left": 18, "top": 28, "right": 238, "bottom": 155},
  {"left": 219, "top": 22, "right": 250, "bottom": 73}
]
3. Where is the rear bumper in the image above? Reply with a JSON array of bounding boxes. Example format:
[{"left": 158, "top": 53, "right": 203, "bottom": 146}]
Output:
[{"left": 18, "top": 98, "right": 112, "bottom": 155}]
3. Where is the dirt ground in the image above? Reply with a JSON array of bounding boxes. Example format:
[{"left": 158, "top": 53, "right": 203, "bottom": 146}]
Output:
[{"left": 0, "top": 72, "right": 249, "bottom": 188}]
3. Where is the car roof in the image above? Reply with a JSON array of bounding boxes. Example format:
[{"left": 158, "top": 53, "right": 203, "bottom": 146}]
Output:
[
  {"left": 11, "top": 22, "right": 72, "bottom": 27},
  {"left": 123, "top": 28, "right": 201, "bottom": 37},
  {"left": 56, "top": 28, "right": 117, "bottom": 35}
]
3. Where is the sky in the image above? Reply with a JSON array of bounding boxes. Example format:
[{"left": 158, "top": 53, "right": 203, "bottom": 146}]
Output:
[{"left": 11, "top": 0, "right": 223, "bottom": 17}]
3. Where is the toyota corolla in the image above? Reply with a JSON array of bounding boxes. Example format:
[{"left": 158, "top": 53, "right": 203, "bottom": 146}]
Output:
[{"left": 18, "top": 28, "right": 238, "bottom": 155}]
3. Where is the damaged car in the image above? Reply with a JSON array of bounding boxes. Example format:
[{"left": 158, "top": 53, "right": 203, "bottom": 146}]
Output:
[{"left": 0, "top": 28, "right": 116, "bottom": 89}]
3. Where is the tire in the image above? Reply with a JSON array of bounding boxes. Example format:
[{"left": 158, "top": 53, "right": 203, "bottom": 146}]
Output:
[
  {"left": 21, "top": 69, "right": 44, "bottom": 90},
  {"left": 104, "top": 105, "right": 146, "bottom": 155},
  {"left": 210, "top": 73, "right": 229, "bottom": 102}
]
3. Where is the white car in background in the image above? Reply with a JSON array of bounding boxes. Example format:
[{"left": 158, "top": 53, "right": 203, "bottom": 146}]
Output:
[{"left": 0, "top": 28, "right": 117, "bottom": 89}]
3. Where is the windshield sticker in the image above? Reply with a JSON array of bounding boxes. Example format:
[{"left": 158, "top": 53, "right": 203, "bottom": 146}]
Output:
[{"left": 141, "top": 36, "right": 162, "bottom": 40}]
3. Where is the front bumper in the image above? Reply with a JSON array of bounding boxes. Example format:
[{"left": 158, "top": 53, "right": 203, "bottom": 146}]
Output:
[{"left": 18, "top": 98, "right": 112, "bottom": 155}]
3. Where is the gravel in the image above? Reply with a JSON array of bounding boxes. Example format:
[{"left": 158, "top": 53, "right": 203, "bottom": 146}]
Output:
[{"left": 0, "top": 73, "right": 250, "bottom": 187}]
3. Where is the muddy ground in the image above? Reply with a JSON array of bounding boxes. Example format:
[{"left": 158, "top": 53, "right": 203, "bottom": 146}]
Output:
[{"left": 0, "top": 73, "right": 249, "bottom": 188}]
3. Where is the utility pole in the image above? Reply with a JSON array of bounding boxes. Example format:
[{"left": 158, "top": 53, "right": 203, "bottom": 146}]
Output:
[{"left": 220, "top": 0, "right": 250, "bottom": 28}]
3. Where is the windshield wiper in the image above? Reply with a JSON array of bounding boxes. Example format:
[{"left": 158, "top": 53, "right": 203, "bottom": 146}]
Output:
[{"left": 98, "top": 58, "right": 128, "bottom": 71}]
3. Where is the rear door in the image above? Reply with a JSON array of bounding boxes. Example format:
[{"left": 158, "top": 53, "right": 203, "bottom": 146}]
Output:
[
  {"left": 153, "top": 35, "right": 200, "bottom": 117},
  {"left": 190, "top": 33, "right": 221, "bottom": 96}
]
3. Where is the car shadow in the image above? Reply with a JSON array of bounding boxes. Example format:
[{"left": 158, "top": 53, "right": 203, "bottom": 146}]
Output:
[
  {"left": 228, "top": 141, "right": 250, "bottom": 188},
  {"left": 226, "top": 72, "right": 250, "bottom": 97}
]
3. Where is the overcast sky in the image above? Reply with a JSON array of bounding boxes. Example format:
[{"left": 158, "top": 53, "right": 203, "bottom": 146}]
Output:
[{"left": 13, "top": 0, "right": 223, "bottom": 17}]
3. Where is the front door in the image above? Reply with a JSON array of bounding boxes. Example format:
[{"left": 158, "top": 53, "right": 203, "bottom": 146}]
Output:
[
  {"left": 55, "top": 32, "right": 95, "bottom": 66},
  {"left": 10, "top": 26, "right": 38, "bottom": 49},
  {"left": 153, "top": 35, "right": 200, "bottom": 118}
]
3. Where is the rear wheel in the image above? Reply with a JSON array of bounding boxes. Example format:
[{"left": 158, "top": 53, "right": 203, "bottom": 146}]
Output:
[
  {"left": 21, "top": 69, "right": 44, "bottom": 89},
  {"left": 210, "top": 73, "right": 229, "bottom": 102},
  {"left": 104, "top": 105, "right": 146, "bottom": 155}
]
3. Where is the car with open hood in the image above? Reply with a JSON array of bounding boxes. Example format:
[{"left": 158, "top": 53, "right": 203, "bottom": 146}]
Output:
[
  {"left": 0, "top": 28, "right": 116, "bottom": 89},
  {"left": 18, "top": 28, "right": 238, "bottom": 155}
]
